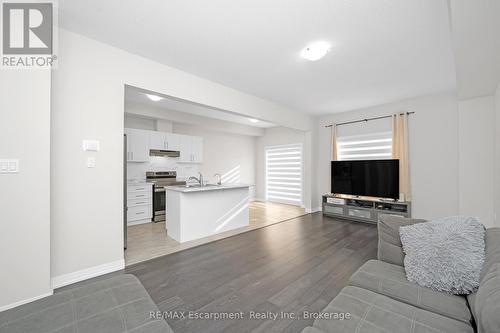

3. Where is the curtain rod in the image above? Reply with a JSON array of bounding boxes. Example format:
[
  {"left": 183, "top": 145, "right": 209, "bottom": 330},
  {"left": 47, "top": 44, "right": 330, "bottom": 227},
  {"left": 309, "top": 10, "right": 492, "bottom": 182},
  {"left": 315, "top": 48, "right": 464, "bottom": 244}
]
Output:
[{"left": 324, "top": 111, "right": 415, "bottom": 128}]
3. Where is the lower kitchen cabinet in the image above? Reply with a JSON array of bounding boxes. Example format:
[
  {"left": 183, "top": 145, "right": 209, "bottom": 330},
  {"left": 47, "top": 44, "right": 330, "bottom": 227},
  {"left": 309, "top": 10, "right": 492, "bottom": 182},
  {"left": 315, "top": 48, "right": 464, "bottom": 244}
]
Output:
[{"left": 127, "top": 183, "right": 152, "bottom": 225}]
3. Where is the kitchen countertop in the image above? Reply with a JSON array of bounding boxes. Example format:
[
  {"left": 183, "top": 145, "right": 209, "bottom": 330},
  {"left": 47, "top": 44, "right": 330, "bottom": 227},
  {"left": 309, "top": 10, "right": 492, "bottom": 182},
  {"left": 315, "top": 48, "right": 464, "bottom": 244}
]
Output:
[
  {"left": 127, "top": 181, "right": 151, "bottom": 186},
  {"left": 165, "top": 183, "right": 250, "bottom": 193}
]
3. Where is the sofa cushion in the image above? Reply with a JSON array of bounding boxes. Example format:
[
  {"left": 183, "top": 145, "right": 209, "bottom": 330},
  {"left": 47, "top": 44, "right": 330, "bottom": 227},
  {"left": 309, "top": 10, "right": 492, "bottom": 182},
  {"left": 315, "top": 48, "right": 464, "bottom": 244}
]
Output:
[
  {"left": 468, "top": 228, "right": 500, "bottom": 333},
  {"left": 349, "top": 260, "right": 472, "bottom": 324},
  {"left": 377, "top": 215, "right": 426, "bottom": 266},
  {"left": 400, "top": 216, "right": 485, "bottom": 295},
  {"left": 310, "top": 286, "right": 473, "bottom": 333},
  {"left": 0, "top": 274, "right": 173, "bottom": 333}
]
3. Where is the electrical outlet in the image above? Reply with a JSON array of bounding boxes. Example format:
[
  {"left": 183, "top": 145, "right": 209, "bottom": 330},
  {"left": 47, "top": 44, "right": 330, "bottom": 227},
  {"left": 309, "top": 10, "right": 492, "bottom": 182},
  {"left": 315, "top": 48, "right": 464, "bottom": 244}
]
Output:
[{"left": 87, "top": 157, "right": 96, "bottom": 168}]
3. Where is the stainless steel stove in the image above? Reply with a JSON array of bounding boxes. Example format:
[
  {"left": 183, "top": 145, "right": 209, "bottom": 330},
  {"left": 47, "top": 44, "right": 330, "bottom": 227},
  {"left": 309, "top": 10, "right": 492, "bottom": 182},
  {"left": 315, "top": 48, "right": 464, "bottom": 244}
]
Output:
[{"left": 146, "top": 171, "right": 186, "bottom": 222}]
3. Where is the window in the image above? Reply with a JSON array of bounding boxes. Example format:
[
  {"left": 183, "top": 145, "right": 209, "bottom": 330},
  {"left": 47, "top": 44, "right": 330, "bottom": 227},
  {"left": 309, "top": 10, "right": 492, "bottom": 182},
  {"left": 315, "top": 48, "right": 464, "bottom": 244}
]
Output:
[
  {"left": 265, "top": 144, "right": 303, "bottom": 206},
  {"left": 337, "top": 131, "right": 392, "bottom": 161}
]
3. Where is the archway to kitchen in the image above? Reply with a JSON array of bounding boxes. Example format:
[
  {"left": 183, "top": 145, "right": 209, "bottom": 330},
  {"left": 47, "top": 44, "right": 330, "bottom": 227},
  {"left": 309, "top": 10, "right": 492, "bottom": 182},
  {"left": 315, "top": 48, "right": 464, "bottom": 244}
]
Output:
[{"left": 123, "top": 85, "right": 309, "bottom": 266}]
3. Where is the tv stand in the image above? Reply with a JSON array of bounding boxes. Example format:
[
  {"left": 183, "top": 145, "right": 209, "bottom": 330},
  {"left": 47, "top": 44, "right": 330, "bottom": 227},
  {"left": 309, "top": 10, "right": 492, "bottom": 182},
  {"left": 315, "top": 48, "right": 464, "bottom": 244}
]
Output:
[{"left": 322, "top": 194, "right": 411, "bottom": 224}]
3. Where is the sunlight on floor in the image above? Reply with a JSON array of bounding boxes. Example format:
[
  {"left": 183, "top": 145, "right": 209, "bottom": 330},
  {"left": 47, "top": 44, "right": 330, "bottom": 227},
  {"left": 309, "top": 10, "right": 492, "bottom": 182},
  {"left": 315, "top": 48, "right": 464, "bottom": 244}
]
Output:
[{"left": 125, "top": 201, "right": 306, "bottom": 266}]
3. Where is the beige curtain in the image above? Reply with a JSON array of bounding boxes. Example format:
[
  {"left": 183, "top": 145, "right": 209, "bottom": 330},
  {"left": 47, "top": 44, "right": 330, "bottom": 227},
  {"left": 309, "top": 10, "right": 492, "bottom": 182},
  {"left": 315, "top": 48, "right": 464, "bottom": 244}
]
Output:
[
  {"left": 331, "top": 124, "right": 338, "bottom": 161},
  {"left": 392, "top": 113, "right": 411, "bottom": 201}
]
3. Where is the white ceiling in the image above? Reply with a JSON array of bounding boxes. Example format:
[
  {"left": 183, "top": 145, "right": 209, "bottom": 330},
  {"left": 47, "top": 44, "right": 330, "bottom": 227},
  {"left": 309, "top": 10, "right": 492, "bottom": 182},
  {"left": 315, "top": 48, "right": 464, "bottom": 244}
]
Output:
[
  {"left": 60, "top": 0, "right": 457, "bottom": 114},
  {"left": 125, "top": 86, "right": 275, "bottom": 128}
]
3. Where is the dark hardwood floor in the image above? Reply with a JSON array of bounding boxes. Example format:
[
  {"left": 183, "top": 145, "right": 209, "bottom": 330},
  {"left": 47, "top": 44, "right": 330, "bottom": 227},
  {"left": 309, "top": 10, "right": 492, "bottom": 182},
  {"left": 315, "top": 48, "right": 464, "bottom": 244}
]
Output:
[{"left": 58, "top": 212, "right": 378, "bottom": 333}]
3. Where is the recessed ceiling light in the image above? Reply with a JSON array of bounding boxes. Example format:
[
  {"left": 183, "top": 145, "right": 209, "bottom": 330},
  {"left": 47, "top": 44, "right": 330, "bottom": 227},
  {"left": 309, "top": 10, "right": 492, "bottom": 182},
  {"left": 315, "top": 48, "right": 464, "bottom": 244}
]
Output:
[
  {"left": 300, "top": 41, "right": 331, "bottom": 61},
  {"left": 249, "top": 118, "right": 259, "bottom": 123},
  {"left": 146, "top": 94, "right": 163, "bottom": 102}
]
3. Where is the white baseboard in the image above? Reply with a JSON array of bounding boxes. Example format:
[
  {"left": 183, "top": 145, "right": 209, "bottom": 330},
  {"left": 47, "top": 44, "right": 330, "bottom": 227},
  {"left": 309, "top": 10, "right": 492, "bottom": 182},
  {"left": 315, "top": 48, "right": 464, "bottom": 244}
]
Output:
[
  {"left": 127, "top": 219, "right": 151, "bottom": 226},
  {"left": 305, "top": 206, "right": 322, "bottom": 213},
  {"left": 51, "top": 259, "right": 125, "bottom": 289},
  {"left": 0, "top": 291, "right": 53, "bottom": 312}
]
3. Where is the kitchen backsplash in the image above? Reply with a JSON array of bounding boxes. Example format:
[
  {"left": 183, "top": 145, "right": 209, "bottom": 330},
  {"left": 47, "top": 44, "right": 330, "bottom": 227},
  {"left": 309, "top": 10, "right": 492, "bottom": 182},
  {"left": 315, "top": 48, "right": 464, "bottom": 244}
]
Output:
[{"left": 127, "top": 156, "right": 200, "bottom": 181}]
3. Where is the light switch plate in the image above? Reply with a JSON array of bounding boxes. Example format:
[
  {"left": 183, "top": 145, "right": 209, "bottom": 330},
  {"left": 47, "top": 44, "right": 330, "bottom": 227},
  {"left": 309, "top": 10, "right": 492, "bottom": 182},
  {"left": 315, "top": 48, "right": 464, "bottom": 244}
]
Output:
[
  {"left": 0, "top": 159, "right": 19, "bottom": 173},
  {"left": 82, "top": 140, "right": 100, "bottom": 151}
]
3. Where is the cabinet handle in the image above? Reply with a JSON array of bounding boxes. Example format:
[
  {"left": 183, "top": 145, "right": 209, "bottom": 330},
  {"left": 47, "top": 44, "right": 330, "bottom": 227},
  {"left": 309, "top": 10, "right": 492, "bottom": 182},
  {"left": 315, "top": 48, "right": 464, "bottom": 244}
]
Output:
[
  {"left": 135, "top": 202, "right": 146, "bottom": 205},
  {"left": 136, "top": 211, "right": 145, "bottom": 215},
  {"left": 136, "top": 194, "right": 145, "bottom": 197},
  {"left": 135, "top": 188, "right": 145, "bottom": 191}
]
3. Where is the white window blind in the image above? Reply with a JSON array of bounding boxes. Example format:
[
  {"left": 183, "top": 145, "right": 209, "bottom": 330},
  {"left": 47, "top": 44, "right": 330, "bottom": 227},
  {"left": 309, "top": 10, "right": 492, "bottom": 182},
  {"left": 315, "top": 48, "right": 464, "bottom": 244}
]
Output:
[
  {"left": 265, "top": 144, "right": 303, "bottom": 206},
  {"left": 337, "top": 131, "right": 392, "bottom": 161}
]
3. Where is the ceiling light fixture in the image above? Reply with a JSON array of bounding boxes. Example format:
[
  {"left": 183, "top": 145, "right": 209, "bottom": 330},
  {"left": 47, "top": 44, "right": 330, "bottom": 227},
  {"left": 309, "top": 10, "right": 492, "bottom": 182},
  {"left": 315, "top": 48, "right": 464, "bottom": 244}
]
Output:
[
  {"left": 146, "top": 94, "right": 163, "bottom": 102},
  {"left": 249, "top": 118, "right": 259, "bottom": 123},
  {"left": 300, "top": 41, "right": 331, "bottom": 61}
]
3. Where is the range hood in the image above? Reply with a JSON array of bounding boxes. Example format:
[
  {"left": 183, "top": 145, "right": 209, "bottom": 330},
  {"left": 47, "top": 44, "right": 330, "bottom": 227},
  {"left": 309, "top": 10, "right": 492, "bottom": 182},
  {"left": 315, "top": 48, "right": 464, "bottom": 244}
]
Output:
[{"left": 149, "top": 149, "right": 180, "bottom": 158}]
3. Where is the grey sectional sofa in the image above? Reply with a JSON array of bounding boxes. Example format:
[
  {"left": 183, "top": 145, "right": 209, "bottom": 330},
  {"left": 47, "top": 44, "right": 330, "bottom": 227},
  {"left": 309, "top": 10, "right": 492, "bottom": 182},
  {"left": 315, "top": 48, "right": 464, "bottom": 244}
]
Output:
[
  {"left": 301, "top": 216, "right": 500, "bottom": 333},
  {"left": 0, "top": 274, "right": 173, "bottom": 333}
]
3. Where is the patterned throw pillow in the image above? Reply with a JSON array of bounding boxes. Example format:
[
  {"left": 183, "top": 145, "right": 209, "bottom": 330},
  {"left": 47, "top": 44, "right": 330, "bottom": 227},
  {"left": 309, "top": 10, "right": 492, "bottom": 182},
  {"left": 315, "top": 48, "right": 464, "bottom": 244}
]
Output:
[{"left": 399, "top": 216, "right": 485, "bottom": 295}]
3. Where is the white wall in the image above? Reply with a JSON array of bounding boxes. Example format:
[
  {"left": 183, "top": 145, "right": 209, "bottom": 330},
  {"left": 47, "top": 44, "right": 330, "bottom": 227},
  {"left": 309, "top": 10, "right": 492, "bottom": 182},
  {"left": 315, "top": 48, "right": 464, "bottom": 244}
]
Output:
[
  {"left": 124, "top": 115, "right": 174, "bottom": 132},
  {"left": 458, "top": 96, "right": 496, "bottom": 227},
  {"left": 495, "top": 82, "right": 500, "bottom": 227},
  {"left": 124, "top": 116, "right": 157, "bottom": 131},
  {"left": 173, "top": 124, "right": 257, "bottom": 198},
  {"left": 0, "top": 70, "right": 51, "bottom": 310},
  {"left": 255, "top": 127, "right": 310, "bottom": 209},
  {"left": 127, "top": 158, "right": 200, "bottom": 182},
  {"left": 317, "top": 93, "right": 460, "bottom": 220},
  {"left": 51, "top": 29, "right": 310, "bottom": 285}
]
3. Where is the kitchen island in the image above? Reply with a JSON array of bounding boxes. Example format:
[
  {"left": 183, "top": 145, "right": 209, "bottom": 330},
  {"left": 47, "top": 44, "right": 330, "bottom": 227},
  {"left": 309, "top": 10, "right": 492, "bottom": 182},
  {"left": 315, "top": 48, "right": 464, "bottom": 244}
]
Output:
[{"left": 165, "top": 184, "right": 250, "bottom": 243}]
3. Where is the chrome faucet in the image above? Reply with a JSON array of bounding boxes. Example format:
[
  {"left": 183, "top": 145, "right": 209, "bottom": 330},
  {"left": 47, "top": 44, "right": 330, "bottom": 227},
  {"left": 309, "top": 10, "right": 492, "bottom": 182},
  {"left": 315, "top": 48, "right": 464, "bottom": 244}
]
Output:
[
  {"left": 214, "top": 173, "right": 222, "bottom": 185},
  {"left": 188, "top": 172, "right": 204, "bottom": 186}
]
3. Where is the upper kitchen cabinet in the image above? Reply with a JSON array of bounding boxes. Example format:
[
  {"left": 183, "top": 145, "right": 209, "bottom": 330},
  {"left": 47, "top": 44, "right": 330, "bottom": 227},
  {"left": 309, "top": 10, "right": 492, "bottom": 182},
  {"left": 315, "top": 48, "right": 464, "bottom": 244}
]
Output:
[
  {"left": 179, "top": 135, "right": 203, "bottom": 163},
  {"left": 191, "top": 136, "right": 203, "bottom": 163},
  {"left": 125, "top": 128, "right": 150, "bottom": 162},
  {"left": 165, "top": 133, "right": 180, "bottom": 151},
  {"left": 149, "top": 131, "right": 165, "bottom": 150},
  {"left": 179, "top": 134, "right": 191, "bottom": 162},
  {"left": 149, "top": 132, "right": 180, "bottom": 151}
]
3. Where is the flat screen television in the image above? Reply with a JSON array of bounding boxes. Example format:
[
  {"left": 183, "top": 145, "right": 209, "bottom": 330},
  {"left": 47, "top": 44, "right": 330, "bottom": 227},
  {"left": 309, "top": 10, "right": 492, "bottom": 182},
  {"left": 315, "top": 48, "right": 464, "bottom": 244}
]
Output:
[{"left": 331, "top": 159, "right": 399, "bottom": 199}]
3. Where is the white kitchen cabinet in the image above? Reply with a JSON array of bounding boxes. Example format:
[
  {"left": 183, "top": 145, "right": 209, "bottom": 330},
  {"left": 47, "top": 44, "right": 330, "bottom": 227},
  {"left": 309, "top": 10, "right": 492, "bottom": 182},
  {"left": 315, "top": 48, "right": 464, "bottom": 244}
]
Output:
[
  {"left": 191, "top": 136, "right": 203, "bottom": 163},
  {"left": 126, "top": 128, "right": 202, "bottom": 163},
  {"left": 165, "top": 133, "right": 180, "bottom": 151},
  {"left": 149, "top": 131, "right": 165, "bottom": 150},
  {"left": 179, "top": 134, "right": 192, "bottom": 162},
  {"left": 127, "top": 183, "right": 153, "bottom": 225},
  {"left": 178, "top": 135, "right": 203, "bottom": 163},
  {"left": 125, "top": 128, "right": 150, "bottom": 162},
  {"left": 150, "top": 131, "right": 180, "bottom": 151}
]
